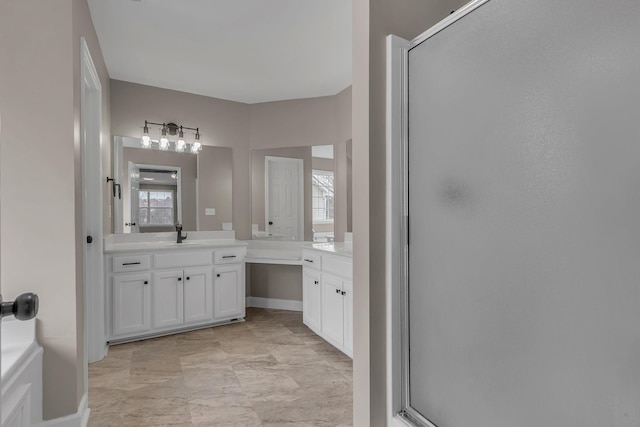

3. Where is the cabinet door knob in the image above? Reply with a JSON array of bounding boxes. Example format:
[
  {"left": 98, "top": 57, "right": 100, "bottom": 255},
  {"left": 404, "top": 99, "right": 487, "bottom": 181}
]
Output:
[
  {"left": 341, "top": 291, "right": 346, "bottom": 296},
  {"left": 186, "top": 277, "right": 190, "bottom": 280},
  {"left": 335, "top": 288, "right": 340, "bottom": 294},
  {"left": 177, "top": 277, "right": 182, "bottom": 281},
  {"left": 217, "top": 274, "right": 221, "bottom": 277},
  {"left": 314, "top": 280, "right": 319, "bottom": 285},
  {"left": 144, "top": 281, "right": 148, "bottom": 285}
]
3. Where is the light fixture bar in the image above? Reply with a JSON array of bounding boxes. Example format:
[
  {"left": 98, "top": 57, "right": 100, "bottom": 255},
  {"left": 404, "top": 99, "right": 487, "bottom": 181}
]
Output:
[{"left": 140, "top": 120, "right": 202, "bottom": 153}]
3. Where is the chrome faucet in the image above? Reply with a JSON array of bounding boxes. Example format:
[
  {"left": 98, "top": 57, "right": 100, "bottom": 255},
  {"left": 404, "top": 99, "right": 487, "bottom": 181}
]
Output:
[{"left": 175, "top": 224, "right": 188, "bottom": 243}]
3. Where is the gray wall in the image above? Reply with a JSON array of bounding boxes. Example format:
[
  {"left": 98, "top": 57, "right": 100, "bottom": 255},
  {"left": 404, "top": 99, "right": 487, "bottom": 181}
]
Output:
[
  {"left": 352, "top": 0, "right": 470, "bottom": 425},
  {"left": 0, "top": 0, "right": 111, "bottom": 419},
  {"left": 249, "top": 95, "right": 337, "bottom": 149},
  {"left": 198, "top": 145, "right": 233, "bottom": 231},
  {"left": 247, "top": 264, "right": 303, "bottom": 301},
  {"left": 312, "top": 157, "right": 334, "bottom": 171}
]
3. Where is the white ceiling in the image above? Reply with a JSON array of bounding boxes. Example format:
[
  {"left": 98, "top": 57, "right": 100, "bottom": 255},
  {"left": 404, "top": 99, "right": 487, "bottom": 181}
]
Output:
[
  {"left": 88, "top": 0, "right": 352, "bottom": 104},
  {"left": 312, "top": 144, "right": 334, "bottom": 159}
]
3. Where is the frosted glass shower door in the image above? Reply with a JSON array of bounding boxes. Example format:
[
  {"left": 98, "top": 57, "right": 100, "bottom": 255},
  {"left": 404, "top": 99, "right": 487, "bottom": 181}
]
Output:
[{"left": 406, "top": 0, "right": 640, "bottom": 426}]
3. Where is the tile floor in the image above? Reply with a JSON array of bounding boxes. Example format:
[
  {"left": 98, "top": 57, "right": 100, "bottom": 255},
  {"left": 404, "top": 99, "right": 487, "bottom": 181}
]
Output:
[{"left": 88, "top": 308, "right": 353, "bottom": 426}]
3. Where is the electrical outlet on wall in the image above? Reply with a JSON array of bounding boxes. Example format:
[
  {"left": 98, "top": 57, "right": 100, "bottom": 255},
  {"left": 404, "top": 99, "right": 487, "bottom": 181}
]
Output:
[{"left": 205, "top": 208, "right": 216, "bottom": 215}]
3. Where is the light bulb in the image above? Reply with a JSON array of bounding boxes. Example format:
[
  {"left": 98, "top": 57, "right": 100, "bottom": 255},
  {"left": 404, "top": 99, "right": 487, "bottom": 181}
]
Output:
[
  {"left": 141, "top": 134, "right": 151, "bottom": 148},
  {"left": 191, "top": 130, "right": 202, "bottom": 153},
  {"left": 159, "top": 126, "right": 169, "bottom": 151},
  {"left": 176, "top": 128, "right": 186, "bottom": 152},
  {"left": 141, "top": 122, "right": 151, "bottom": 148}
]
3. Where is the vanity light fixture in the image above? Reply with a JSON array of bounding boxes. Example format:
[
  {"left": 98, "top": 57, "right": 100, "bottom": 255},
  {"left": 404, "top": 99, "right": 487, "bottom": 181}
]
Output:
[{"left": 140, "top": 120, "right": 202, "bottom": 154}]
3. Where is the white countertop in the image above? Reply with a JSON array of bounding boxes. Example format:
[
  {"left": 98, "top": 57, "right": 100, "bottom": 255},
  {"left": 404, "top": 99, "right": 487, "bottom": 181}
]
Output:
[
  {"left": 103, "top": 231, "right": 247, "bottom": 253},
  {"left": 305, "top": 242, "right": 353, "bottom": 258},
  {"left": 104, "top": 239, "right": 247, "bottom": 253},
  {"left": 103, "top": 233, "right": 352, "bottom": 260}
]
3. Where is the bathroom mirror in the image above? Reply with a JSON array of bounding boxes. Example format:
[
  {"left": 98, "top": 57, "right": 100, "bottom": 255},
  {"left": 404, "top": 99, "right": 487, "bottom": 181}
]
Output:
[
  {"left": 251, "top": 141, "right": 352, "bottom": 242},
  {"left": 129, "top": 164, "right": 184, "bottom": 233},
  {"left": 112, "top": 136, "right": 233, "bottom": 233}
]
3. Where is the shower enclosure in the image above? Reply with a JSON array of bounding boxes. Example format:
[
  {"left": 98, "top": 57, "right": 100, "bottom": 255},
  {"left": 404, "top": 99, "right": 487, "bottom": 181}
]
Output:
[{"left": 387, "top": 0, "right": 640, "bottom": 425}]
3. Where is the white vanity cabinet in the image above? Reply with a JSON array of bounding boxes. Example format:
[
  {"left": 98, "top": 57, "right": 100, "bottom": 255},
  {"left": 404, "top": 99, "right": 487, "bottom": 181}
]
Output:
[
  {"left": 183, "top": 267, "right": 214, "bottom": 325},
  {"left": 302, "top": 247, "right": 353, "bottom": 357},
  {"left": 152, "top": 267, "right": 214, "bottom": 330},
  {"left": 302, "top": 266, "right": 322, "bottom": 334},
  {"left": 214, "top": 264, "right": 244, "bottom": 320},
  {"left": 213, "top": 246, "right": 247, "bottom": 321},
  {"left": 152, "top": 270, "right": 185, "bottom": 329},
  {"left": 321, "top": 273, "right": 353, "bottom": 354},
  {"left": 107, "top": 245, "right": 246, "bottom": 343},
  {"left": 112, "top": 272, "right": 152, "bottom": 337}
]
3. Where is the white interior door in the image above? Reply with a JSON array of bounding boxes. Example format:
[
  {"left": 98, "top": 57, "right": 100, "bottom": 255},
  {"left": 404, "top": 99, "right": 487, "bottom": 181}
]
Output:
[
  {"left": 265, "top": 156, "right": 303, "bottom": 240},
  {"left": 127, "top": 161, "right": 140, "bottom": 233},
  {"left": 80, "top": 38, "right": 105, "bottom": 365},
  {"left": 392, "top": 0, "right": 640, "bottom": 425}
]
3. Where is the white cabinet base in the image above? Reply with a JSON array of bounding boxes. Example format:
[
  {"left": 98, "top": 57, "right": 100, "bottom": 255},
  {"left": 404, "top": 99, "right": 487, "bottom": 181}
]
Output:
[
  {"left": 302, "top": 249, "right": 353, "bottom": 358},
  {"left": 107, "top": 247, "right": 246, "bottom": 344},
  {"left": 108, "top": 318, "right": 245, "bottom": 345}
]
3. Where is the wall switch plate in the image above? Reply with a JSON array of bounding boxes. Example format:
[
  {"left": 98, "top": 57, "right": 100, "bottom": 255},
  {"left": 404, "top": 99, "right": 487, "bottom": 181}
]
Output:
[{"left": 205, "top": 208, "right": 216, "bottom": 215}]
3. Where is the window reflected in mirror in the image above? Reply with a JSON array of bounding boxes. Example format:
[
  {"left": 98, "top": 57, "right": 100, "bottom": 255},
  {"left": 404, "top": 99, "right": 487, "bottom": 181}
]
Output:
[{"left": 312, "top": 169, "right": 335, "bottom": 242}]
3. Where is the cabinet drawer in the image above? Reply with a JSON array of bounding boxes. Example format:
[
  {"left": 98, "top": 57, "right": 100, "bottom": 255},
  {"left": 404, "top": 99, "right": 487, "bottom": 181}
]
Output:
[
  {"left": 112, "top": 255, "right": 151, "bottom": 273},
  {"left": 323, "top": 255, "right": 352, "bottom": 280},
  {"left": 154, "top": 251, "right": 212, "bottom": 269},
  {"left": 301, "top": 251, "right": 321, "bottom": 270},
  {"left": 214, "top": 247, "right": 247, "bottom": 264}
]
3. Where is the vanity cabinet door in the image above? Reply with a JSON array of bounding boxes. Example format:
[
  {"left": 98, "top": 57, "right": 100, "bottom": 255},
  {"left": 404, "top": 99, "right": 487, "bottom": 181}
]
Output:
[
  {"left": 321, "top": 273, "right": 345, "bottom": 347},
  {"left": 113, "top": 273, "right": 151, "bottom": 337},
  {"left": 183, "top": 267, "right": 214, "bottom": 325},
  {"left": 214, "top": 264, "right": 245, "bottom": 320},
  {"left": 152, "top": 270, "right": 184, "bottom": 330},
  {"left": 303, "top": 267, "right": 322, "bottom": 333}
]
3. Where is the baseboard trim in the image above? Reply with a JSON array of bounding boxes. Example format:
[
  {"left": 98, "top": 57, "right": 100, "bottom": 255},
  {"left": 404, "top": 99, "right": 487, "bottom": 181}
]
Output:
[
  {"left": 246, "top": 297, "right": 302, "bottom": 312},
  {"left": 34, "top": 393, "right": 89, "bottom": 427}
]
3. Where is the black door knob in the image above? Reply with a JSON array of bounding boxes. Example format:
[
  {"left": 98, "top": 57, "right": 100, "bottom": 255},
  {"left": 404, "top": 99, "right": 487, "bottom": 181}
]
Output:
[
  {"left": 0, "top": 293, "right": 39, "bottom": 320},
  {"left": 268, "top": 221, "right": 273, "bottom": 225},
  {"left": 86, "top": 236, "right": 93, "bottom": 244}
]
